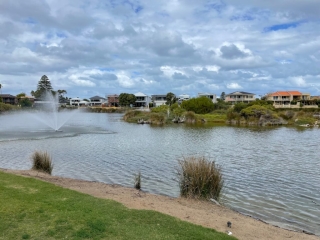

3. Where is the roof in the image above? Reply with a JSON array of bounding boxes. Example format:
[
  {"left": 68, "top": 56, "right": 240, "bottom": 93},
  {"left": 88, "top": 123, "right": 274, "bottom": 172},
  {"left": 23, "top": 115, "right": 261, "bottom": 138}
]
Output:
[
  {"left": 151, "top": 94, "right": 167, "bottom": 97},
  {"left": 90, "top": 95, "right": 106, "bottom": 100},
  {"left": 226, "top": 91, "right": 255, "bottom": 96},
  {"left": 269, "top": 91, "right": 302, "bottom": 96},
  {"left": 134, "top": 92, "right": 147, "bottom": 97},
  {"left": 0, "top": 94, "right": 16, "bottom": 98}
]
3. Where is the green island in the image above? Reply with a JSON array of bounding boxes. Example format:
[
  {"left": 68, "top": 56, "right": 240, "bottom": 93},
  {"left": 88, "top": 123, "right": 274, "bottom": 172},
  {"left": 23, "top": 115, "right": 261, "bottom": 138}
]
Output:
[
  {"left": 0, "top": 171, "right": 235, "bottom": 240},
  {"left": 120, "top": 97, "right": 320, "bottom": 127}
]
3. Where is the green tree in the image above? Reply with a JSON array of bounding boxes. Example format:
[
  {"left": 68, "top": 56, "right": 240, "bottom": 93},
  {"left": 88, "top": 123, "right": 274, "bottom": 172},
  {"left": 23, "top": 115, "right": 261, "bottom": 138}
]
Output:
[
  {"left": 31, "top": 75, "right": 54, "bottom": 99},
  {"left": 19, "top": 98, "right": 32, "bottom": 107},
  {"left": 165, "top": 92, "right": 176, "bottom": 106},
  {"left": 119, "top": 93, "right": 136, "bottom": 107},
  {"left": 233, "top": 102, "right": 247, "bottom": 113},
  {"left": 220, "top": 92, "right": 226, "bottom": 101},
  {"left": 181, "top": 97, "right": 214, "bottom": 114}
]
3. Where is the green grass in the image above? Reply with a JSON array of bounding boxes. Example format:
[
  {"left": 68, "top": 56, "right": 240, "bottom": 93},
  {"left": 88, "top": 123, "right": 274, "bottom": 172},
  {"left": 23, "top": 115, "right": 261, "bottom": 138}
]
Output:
[{"left": 0, "top": 171, "right": 236, "bottom": 240}]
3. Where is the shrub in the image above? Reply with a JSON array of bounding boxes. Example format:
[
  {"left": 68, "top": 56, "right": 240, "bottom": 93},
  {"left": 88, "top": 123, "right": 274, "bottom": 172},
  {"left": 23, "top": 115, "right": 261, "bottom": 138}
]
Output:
[
  {"left": 177, "top": 156, "right": 223, "bottom": 201},
  {"left": 123, "top": 110, "right": 143, "bottom": 120},
  {"left": 240, "top": 105, "right": 270, "bottom": 118},
  {"left": 31, "top": 151, "right": 53, "bottom": 174},
  {"left": 184, "top": 111, "right": 196, "bottom": 123},
  {"left": 149, "top": 113, "right": 166, "bottom": 124},
  {"left": 151, "top": 105, "right": 168, "bottom": 114},
  {"left": 181, "top": 97, "right": 214, "bottom": 114}
]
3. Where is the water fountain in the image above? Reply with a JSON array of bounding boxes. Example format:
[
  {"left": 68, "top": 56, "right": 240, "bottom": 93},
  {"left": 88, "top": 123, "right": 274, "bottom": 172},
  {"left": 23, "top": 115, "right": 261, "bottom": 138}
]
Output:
[{"left": 0, "top": 90, "right": 79, "bottom": 140}]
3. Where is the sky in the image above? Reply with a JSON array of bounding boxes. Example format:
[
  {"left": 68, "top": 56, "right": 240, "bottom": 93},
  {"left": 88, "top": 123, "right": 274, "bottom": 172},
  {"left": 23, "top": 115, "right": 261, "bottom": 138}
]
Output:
[{"left": 0, "top": 0, "right": 320, "bottom": 99}]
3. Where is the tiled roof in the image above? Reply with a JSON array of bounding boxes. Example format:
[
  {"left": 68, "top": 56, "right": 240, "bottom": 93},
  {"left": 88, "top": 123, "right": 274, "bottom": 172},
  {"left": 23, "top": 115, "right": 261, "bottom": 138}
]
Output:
[{"left": 269, "top": 91, "right": 302, "bottom": 96}]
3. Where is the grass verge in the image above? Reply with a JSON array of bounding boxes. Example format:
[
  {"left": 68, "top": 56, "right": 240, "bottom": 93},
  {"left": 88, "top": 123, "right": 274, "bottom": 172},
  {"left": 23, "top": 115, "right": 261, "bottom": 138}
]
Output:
[{"left": 0, "top": 171, "right": 235, "bottom": 240}]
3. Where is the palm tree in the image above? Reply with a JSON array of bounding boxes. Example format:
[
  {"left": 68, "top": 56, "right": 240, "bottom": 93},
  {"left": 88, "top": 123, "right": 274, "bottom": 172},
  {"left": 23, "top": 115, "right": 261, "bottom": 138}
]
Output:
[{"left": 0, "top": 83, "right": 2, "bottom": 95}]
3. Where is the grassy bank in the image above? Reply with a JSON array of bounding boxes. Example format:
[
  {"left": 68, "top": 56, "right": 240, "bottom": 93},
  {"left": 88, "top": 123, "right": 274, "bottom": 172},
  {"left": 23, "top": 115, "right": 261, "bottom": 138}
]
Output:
[{"left": 0, "top": 171, "right": 235, "bottom": 240}]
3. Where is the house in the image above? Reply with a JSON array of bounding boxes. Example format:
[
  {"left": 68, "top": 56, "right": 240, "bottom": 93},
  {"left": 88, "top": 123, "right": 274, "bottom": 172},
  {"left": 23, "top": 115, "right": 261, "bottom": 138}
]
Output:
[
  {"left": 70, "top": 97, "right": 90, "bottom": 107},
  {"left": 106, "top": 94, "right": 119, "bottom": 107},
  {"left": 151, "top": 94, "right": 167, "bottom": 107},
  {"left": 266, "top": 91, "right": 303, "bottom": 106},
  {"left": 134, "top": 92, "right": 151, "bottom": 108},
  {"left": 89, "top": 95, "right": 106, "bottom": 106},
  {"left": 266, "top": 91, "right": 317, "bottom": 108},
  {"left": 197, "top": 93, "right": 217, "bottom": 103},
  {"left": 177, "top": 94, "right": 190, "bottom": 103},
  {"left": 224, "top": 91, "right": 255, "bottom": 104},
  {"left": 0, "top": 94, "right": 17, "bottom": 105}
]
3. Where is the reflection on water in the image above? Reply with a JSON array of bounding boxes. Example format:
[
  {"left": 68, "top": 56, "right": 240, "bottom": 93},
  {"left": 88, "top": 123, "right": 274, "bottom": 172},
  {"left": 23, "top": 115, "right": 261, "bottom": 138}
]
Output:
[{"left": 0, "top": 112, "right": 319, "bottom": 235}]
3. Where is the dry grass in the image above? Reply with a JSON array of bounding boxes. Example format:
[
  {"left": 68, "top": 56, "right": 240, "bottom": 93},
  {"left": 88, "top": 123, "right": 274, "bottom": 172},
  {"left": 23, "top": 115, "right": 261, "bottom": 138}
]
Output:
[
  {"left": 31, "top": 151, "right": 53, "bottom": 175},
  {"left": 177, "top": 156, "right": 223, "bottom": 201}
]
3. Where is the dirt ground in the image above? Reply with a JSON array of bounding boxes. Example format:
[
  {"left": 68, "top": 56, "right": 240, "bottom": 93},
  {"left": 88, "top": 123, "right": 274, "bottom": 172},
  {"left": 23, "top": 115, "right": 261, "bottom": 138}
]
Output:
[{"left": 1, "top": 168, "right": 319, "bottom": 240}]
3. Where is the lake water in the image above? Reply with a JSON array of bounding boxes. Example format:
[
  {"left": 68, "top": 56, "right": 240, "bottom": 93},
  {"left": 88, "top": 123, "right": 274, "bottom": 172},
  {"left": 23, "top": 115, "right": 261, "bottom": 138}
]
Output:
[{"left": 0, "top": 111, "right": 319, "bottom": 235}]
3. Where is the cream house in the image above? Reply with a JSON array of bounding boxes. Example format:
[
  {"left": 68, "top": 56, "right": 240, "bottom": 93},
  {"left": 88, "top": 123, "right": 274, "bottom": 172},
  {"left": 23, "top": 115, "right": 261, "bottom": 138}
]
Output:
[{"left": 224, "top": 91, "right": 255, "bottom": 104}]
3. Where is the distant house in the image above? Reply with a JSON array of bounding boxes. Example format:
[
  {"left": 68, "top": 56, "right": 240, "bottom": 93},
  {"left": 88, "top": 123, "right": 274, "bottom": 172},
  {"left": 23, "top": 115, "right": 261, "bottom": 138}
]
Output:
[
  {"left": 197, "top": 93, "right": 217, "bottom": 103},
  {"left": 0, "top": 94, "right": 17, "bottom": 105},
  {"left": 70, "top": 97, "right": 90, "bottom": 107},
  {"left": 177, "top": 94, "right": 190, "bottom": 103},
  {"left": 106, "top": 94, "right": 119, "bottom": 107},
  {"left": 224, "top": 91, "right": 255, "bottom": 104},
  {"left": 89, "top": 96, "right": 106, "bottom": 106},
  {"left": 151, "top": 94, "right": 167, "bottom": 107},
  {"left": 266, "top": 91, "right": 316, "bottom": 108},
  {"left": 134, "top": 92, "right": 151, "bottom": 108}
]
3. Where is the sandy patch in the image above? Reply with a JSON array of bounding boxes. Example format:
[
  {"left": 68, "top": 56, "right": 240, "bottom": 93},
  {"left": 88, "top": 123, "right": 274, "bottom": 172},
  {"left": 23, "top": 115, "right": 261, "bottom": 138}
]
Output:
[{"left": 1, "top": 168, "right": 318, "bottom": 240}]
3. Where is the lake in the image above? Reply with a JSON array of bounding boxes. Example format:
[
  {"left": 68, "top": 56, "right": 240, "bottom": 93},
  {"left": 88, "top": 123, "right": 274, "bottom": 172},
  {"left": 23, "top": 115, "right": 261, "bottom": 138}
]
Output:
[{"left": 0, "top": 111, "right": 319, "bottom": 235}]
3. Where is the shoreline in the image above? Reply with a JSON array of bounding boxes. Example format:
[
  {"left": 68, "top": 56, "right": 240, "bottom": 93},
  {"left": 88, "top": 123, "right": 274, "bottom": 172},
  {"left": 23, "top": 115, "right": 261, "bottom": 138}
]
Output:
[{"left": 1, "top": 168, "right": 318, "bottom": 240}]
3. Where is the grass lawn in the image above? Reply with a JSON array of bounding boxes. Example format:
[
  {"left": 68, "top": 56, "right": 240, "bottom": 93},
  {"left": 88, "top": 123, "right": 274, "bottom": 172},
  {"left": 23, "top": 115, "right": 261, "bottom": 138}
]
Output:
[{"left": 0, "top": 171, "right": 236, "bottom": 240}]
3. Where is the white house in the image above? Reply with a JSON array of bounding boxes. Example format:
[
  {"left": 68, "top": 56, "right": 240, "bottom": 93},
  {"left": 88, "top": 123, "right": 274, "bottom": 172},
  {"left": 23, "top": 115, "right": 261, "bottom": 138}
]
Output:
[
  {"left": 70, "top": 97, "right": 90, "bottom": 107},
  {"left": 89, "top": 95, "right": 107, "bottom": 106},
  {"left": 178, "top": 94, "right": 190, "bottom": 103},
  {"left": 134, "top": 92, "right": 151, "bottom": 108},
  {"left": 151, "top": 94, "right": 167, "bottom": 107},
  {"left": 198, "top": 93, "right": 217, "bottom": 103}
]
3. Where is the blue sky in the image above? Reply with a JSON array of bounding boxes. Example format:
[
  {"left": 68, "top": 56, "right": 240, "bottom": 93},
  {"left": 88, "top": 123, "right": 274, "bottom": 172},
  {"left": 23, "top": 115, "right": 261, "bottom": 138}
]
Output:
[{"left": 0, "top": 0, "right": 320, "bottom": 98}]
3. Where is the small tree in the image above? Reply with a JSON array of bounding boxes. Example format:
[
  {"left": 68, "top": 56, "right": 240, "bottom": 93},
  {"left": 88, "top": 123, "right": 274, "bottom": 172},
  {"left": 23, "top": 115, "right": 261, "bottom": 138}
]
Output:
[
  {"left": 119, "top": 93, "right": 136, "bottom": 107},
  {"left": 220, "top": 92, "right": 226, "bottom": 101},
  {"left": 166, "top": 92, "right": 176, "bottom": 106}
]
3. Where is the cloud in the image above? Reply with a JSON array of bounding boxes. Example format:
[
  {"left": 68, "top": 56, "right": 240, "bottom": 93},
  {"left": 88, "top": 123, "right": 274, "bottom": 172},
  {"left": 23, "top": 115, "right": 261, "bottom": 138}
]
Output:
[
  {"left": 227, "top": 82, "right": 243, "bottom": 89},
  {"left": 220, "top": 44, "right": 249, "bottom": 59},
  {"left": 0, "top": 0, "right": 319, "bottom": 98}
]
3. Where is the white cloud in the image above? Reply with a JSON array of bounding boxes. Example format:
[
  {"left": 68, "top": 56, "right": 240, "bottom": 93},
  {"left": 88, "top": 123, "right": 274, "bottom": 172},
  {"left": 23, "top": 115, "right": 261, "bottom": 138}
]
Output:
[
  {"left": 227, "top": 82, "right": 243, "bottom": 89},
  {"left": 0, "top": 0, "right": 319, "bottom": 98}
]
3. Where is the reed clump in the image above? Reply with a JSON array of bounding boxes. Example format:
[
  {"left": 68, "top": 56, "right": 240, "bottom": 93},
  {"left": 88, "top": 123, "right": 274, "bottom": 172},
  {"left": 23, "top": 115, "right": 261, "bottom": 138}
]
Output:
[
  {"left": 31, "top": 151, "right": 53, "bottom": 175},
  {"left": 134, "top": 172, "right": 141, "bottom": 190},
  {"left": 177, "top": 156, "right": 223, "bottom": 201}
]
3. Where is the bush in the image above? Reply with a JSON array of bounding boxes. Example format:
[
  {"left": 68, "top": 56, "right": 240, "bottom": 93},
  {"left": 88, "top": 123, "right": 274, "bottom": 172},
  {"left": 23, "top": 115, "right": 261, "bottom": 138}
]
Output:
[
  {"left": 149, "top": 113, "right": 166, "bottom": 124},
  {"left": 240, "top": 105, "right": 270, "bottom": 118},
  {"left": 151, "top": 105, "right": 168, "bottom": 114},
  {"left": 181, "top": 97, "right": 214, "bottom": 114},
  {"left": 31, "top": 151, "right": 53, "bottom": 174},
  {"left": 184, "top": 111, "right": 196, "bottom": 123},
  {"left": 177, "top": 156, "right": 223, "bottom": 201},
  {"left": 0, "top": 102, "right": 17, "bottom": 112}
]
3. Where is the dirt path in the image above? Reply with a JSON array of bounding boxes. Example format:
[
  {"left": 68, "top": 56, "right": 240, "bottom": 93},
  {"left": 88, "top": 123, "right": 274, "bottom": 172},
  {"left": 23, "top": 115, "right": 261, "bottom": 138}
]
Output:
[{"left": 2, "top": 169, "right": 318, "bottom": 240}]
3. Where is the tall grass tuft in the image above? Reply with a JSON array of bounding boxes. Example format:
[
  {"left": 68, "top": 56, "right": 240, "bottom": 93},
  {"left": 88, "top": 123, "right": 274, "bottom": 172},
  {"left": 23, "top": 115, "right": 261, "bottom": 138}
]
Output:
[
  {"left": 31, "top": 151, "right": 53, "bottom": 175},
  {"left": 134, "top": 172, "right": 141, "bottom": 190},
  {"left": 177, "top": 156, "right": 223, "bottom": 201}
]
